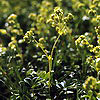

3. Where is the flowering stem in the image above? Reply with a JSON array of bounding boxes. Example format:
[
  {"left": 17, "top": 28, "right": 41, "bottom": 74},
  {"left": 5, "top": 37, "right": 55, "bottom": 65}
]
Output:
[
  {"left": 47, "top": 34, "right": 61, "bottom": 96},
  {"left": 34, "top": 39, "right": 49, "bottom": 58},
  {"left": 48, "top": 55, "right": 52, "bottom": 94},
  {"left": 34, "top": 34, "right": 61, "bottom": 96},
  {"left": 51, "top": 34, "right": 61, "bottom": 57}
]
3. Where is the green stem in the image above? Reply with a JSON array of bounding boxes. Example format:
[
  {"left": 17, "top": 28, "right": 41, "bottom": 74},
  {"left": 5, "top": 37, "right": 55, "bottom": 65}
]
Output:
[
  {"left": 33, "top": 34, "right": 61, "bottom": 98},
  {"left": 48, "top": 34, "right": 61, "bottom": 97},
  {"left": 34, "top": 39, "right": 48, "bottom": 58},
  {"left": 97, "top": 71, "right": 100, "bottom": 80},
  {"left": 51, "top": 34, "right": 61, "bottom": 57},
  {"left": 48, "top": 56, "right": 52, "bottom": 94}
]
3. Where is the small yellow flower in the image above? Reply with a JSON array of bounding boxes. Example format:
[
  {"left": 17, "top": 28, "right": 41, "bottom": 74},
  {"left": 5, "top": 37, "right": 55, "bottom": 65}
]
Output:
[
  {"left": 8, "top": 14, "right": 17, "bottom": 20},
  {"left": 0, "top": 29, "right": 7, "bottom": 34},
  {"left": 96, "top": 58, "right": 100, "bottom": 72},
  {"left": 83, "top": 76, "right": 97, "bottom": 90},
  {"left": 48, "top": 55, "right": 52, "bottom": 61}
]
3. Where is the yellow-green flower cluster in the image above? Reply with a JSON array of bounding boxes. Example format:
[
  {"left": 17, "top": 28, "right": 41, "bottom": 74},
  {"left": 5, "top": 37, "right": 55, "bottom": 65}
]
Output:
[
  {"left": 28, "top": 1, "right": 53, "bottom": 35},
  {"left": 64, "top": 13, "right": 74, "bottom": 23},
  {"left": 88, "top": 9, "right": 96, "bottom": 17},
  {"left": 23, "top": 30, "right": 34, "bottom": 42},
  {"left": 6, "top": 14, "right": 23, "bottom": 36},
  {"left": 95, "top": 58, "right": 100, "bottom": 72},
  {"left": 83, "top": 76, "right": 97, "bottom": 90},
  {"left": 8, "top": 14, "right": 17, "bottom": 21},
  {"left": 96, "top": 15, "right": 100, "bottom": 22},
  {"left": 84, "top": 77, "right": 100, "bottom": 88},
  {"left": 8, "top": 37, "right": 17, "bottom": 50},
  {"left": 86, "top": 56, "right": 94, "bottom": 66},
  {"left": 95, "top": 15, "right": 100, "bottom": 45},
  {"left": 7, "top": 14, "right": 17, "bottom": 26},
  {"left": 97, "top": 35, "right": 100, "bottom": 45},
  {"left": 87, "top": 0, "right": 99, "bottom": 27},
  {"left": 0, "top": 29, "right": 7, "bottom": 35},
  {"left": 94, "top": 15, "right": 100, "bottom": 34},
  {"left": 75, "top": 35, "right": 90, "bottom": 49},
  {"left": 92, "top": 0, "right": 100, "bottom": 6},
  {"left": 28, "top": 13, "right": 37, "bottom": 21},
  {"left": 39, "top": 37, "right": 45, "bottom": 43},
  {"left": 86, "top": 46, "right": 100, "bottom": 71},
  {"left": 0, "top": 0, "right": 11, "bottom": 19},
  {"left": 83, "top": 76, "right": 100, "bottom": 98},
  {"left": 95, "top": 81, "right": 100, "bottom": 89},
  {"left": 76, "top": 2, "right": 85, "bottom": 10},
  {"left": 87, "top": 44, "right": 94, "bottom": 52},
  {"left": 0, "top": 45, "right": 7, "bottom": 56},
  {"left": 47, "top": 7, "right": 74, "bottom": 35},
  {"left": 39, "top": 1, "right": 53, "bottom": 16},
  {"left": 11, "top": 29, "right": 23, "bottom": 35},
  {"left": 54, "top": 7, "right": 63, "bottom": 18},
  {"left": 72, "top": 1, "right": 85, "bottom": 11},
  {"left": 92, "top": 46, "right": 100, "bottom": 54},
  {"left": 95, "top": 26, "right": 100, "bottom": 34}
]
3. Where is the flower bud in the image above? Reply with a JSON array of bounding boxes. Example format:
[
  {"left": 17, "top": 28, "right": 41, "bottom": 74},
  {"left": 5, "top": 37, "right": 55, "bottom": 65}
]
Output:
[
  {"left": 93, "top": 46, "right": 100, "bottom": 54},
  {"left": 47, "top": 19, "right": 53, "bottom": 23},
  {"left": 93, "top": 0, "right": 99, "bottom": 6},
  {"left": 0, "top": 29, "right": 7, "bottom": 34},
  {"left": 67, "top": 13, "right": 74, "bottom": 21},
  {"left": 83, "top": 76, "right": 97, "bottom": 90},
  {"left": 51, "top": 22, "right": 56, "bottom": 27},
  {"left": 54, "top": 7, "right": 63, "bottom": 16},
  {"left": 96, "top": 58, "right": 100, "bottom": 72},
  {"left": 95, "top": 81, "right": 100, "bottom": 89},
  {"left": 8, "top": 42, "right": 16, "bottom": 50},
  {"left": 28, "top": 13, "right": 36, "bottom": 20},
  {"left": 96, "top": 15, "right": 100, "bottom": 21},
  {"left": 90, "top": 4, "right": 96, "bottom": 9},
  {"left": 11, "top": 29, "right": 19, "bottom": 35},
  {"left": 77, "top": 3, "right": 85, "bottom": 9},
  {"left": 88, "top": 9, "right": 96, "bottom": 17},
  {"left": 39, "top": 38, "right": 45, "bottom": 44},
  {"left": 50, "top": 14, "right": 55, "bottom": 20},
  {"left": 8, "top": 14, "right": 17, "bottom": 20},
  {"left": 95, "top": 26, "right": 100, "bottom": 33},
  {"left": 86, "top": 56, "right": 94, "bottom": 64}
]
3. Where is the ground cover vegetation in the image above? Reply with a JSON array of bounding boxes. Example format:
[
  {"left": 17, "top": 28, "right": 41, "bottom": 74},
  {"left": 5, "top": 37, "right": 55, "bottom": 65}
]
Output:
[{"left": 0, "top": 0, "right": 100, "bottom": 99}]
